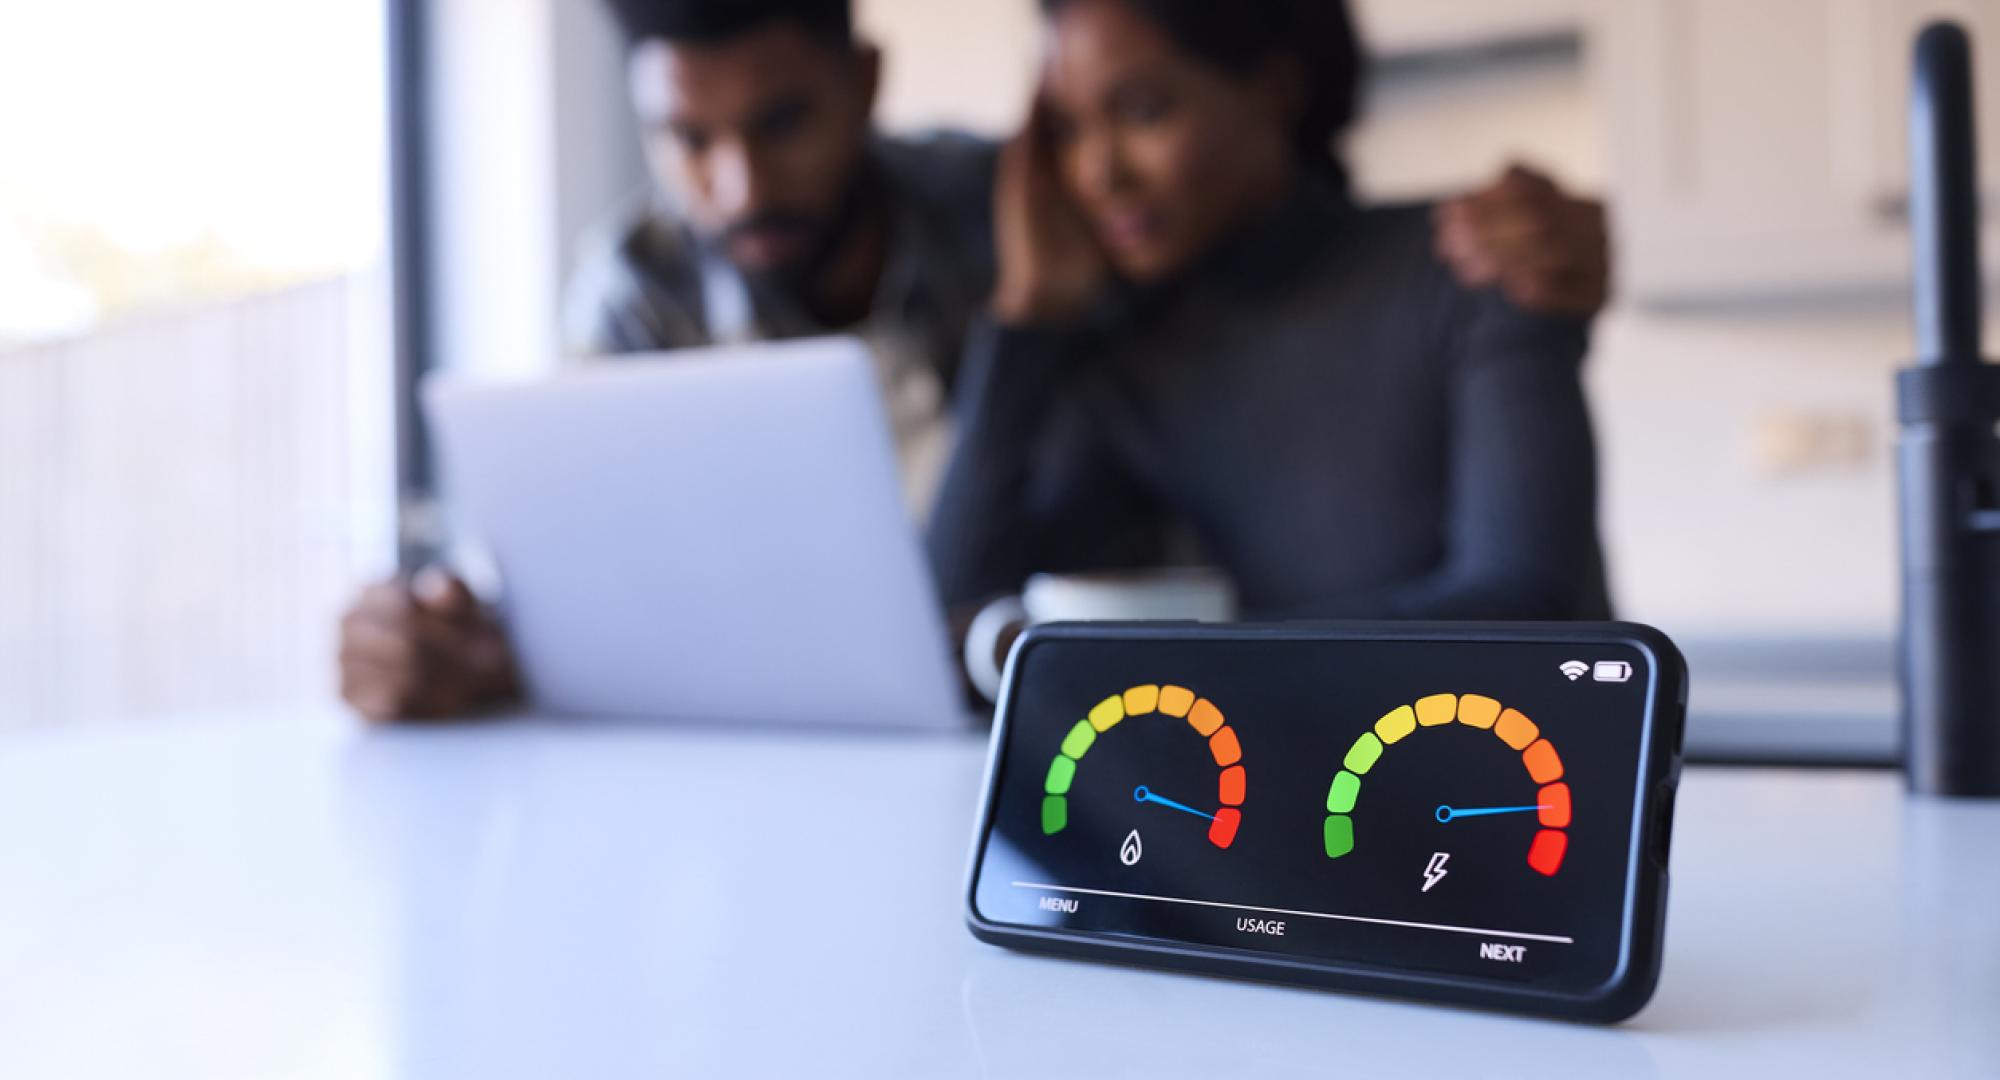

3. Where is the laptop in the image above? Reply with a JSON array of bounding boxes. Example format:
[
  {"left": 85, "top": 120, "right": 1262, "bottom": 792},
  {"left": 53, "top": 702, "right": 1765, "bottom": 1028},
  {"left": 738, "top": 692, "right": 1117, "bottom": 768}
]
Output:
[{"left": 422, "top": 337, "right": 969, "bottom": 730}]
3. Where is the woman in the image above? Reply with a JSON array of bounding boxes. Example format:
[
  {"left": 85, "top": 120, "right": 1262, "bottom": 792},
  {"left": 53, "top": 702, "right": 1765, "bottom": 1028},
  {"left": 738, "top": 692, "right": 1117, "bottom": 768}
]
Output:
[{"left": 929, "top": 0, "right": 1611, "bottom": 632}]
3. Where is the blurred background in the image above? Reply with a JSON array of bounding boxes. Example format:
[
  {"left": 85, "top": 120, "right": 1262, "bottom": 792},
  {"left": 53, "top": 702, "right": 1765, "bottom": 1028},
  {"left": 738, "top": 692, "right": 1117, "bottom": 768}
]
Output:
[{"left": 3, "top": 0, "right": 1998, "bottom": 732}]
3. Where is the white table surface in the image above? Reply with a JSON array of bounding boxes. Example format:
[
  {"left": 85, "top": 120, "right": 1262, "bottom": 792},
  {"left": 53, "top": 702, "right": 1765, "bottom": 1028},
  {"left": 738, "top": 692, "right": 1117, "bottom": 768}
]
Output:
[{"left": 1, "top": 709, "right": 1995, "bottom": 1080}]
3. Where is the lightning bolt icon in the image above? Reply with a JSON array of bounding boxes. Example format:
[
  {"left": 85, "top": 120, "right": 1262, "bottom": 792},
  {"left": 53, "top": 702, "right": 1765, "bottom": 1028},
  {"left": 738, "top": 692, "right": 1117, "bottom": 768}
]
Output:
[{"left": 1422, "top": 852, "right": 1450, "bottom": 892}]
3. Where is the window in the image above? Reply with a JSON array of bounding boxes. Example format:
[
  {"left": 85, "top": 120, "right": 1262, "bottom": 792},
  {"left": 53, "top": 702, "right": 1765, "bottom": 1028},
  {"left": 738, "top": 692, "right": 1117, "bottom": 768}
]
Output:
[{"left": 0, "top": 0, "right": 393, "bottom": 726}]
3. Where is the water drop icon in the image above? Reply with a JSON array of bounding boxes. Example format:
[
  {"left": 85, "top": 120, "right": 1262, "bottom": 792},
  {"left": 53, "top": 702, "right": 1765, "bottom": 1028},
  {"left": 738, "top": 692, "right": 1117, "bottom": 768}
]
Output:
[{"left": 1120, "top": 829, "right": 1143, "bottom": 866}]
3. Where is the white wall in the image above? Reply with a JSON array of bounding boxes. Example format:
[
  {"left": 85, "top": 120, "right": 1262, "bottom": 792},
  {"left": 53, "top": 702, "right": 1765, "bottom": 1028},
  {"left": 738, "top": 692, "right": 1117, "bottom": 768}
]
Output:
[
  {"left": 426, "top": 0, "right": 649, "bottom": 377},
  {"left": 551, "top": 0, "right": 651, "bottom": 296},
  {"left": 860, "top": 0, "right": 1039, "bottom": 135},
  {"left": 426, "top": 0, "right": 559, "bottom": 378}
]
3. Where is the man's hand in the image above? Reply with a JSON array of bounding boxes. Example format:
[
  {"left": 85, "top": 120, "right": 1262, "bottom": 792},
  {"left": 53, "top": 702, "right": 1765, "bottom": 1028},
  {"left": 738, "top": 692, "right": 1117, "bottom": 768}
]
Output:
[
  {"left": 989, "top": 99, "right": 1109, "bottom": 328},
  {"left": 1433, "top": 163, "right": 1610, "bottom": 317},
  {"left": 337, "top": 568, "right": 520, "bottom": 723}
]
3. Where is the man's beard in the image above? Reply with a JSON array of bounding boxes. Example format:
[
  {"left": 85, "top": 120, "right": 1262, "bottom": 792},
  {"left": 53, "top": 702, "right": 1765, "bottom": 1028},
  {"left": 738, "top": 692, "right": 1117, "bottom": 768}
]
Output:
[{"left": 713, "top": 166, "right": 875, "bottom": 298}]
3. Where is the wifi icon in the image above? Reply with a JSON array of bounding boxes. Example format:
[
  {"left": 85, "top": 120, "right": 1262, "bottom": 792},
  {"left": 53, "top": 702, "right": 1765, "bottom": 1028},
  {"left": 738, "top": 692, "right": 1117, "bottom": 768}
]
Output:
[{"left": 1559, "top": 660, "right": 1591, "bottom": 681}]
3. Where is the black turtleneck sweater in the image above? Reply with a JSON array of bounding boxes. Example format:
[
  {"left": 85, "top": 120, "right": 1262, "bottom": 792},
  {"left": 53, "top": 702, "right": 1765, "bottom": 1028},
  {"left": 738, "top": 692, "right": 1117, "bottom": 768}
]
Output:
[{"left": 926, "top": 182, "right": 1611, "bottom": 621}]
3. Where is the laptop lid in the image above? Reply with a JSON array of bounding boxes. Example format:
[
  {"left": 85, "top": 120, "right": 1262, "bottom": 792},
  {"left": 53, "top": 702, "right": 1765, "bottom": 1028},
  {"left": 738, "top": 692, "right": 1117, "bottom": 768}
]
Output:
[{"left": 423, "top": 337, "right": 966, "bottom": 729}]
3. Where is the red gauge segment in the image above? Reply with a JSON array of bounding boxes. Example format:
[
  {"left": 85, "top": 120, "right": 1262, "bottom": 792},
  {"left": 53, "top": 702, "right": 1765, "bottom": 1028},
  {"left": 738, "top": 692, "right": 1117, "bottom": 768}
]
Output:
[
  {"left": 1208, "top": 808, "right": 1242, "bottom": 849},
  {"left": 1527, "top": 828, "right": 1568, "bottom": 876}
]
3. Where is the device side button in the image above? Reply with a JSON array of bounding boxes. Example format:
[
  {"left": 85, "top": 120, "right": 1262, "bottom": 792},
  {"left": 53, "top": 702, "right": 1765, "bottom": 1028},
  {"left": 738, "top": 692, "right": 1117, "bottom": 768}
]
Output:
[{"left": 1652, "top": 781, "right": 1677, "bottom": 866}]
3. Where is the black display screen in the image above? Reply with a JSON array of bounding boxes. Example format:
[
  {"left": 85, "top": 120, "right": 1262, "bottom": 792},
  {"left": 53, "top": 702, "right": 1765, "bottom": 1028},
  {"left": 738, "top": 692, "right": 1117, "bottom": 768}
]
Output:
[{"left": 969, "top": 627, "right": 1677, "bottom": 997}]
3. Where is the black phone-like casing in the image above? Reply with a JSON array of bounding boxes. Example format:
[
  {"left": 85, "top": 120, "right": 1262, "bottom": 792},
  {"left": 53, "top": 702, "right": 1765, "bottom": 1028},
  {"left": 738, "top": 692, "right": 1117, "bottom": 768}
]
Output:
[{"left": 963, "top": 621, "right": 1688, "bottom": 1023}]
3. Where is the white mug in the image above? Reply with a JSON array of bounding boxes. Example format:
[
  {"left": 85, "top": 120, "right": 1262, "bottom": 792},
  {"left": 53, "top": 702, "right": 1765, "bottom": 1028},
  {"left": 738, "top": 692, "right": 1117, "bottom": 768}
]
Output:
[
  {"left": 965, "top": 568, "right": 1237, "bottom": 702},
  {"left": 1021, "top": 567, "right": 1237, "bottom": 624}
]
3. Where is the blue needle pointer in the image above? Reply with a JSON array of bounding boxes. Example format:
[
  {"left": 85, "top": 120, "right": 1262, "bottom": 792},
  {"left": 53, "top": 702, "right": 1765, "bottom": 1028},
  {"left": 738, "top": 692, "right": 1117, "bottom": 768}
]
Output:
[
  {"left": 1435, "top": 803, "right": 1549, "bottom": 823},
  {"left": 1134, "top": 785, "right": 1216, "bottom": 821}
]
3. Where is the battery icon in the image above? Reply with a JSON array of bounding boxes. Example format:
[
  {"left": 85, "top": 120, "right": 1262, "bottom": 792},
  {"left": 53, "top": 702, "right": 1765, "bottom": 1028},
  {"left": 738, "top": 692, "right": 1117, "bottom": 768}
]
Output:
[{"left": 1593, "top": 660, "right": 1633, "bottom": 683}]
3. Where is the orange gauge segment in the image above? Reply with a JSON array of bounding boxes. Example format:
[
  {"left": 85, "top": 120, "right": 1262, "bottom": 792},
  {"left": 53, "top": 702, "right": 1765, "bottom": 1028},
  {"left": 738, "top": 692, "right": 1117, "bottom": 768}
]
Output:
[
  {"left": 1218, "top": 765, "right": 1246, "bottom": 806},
  {"left": 1457, "top": 694, "right": 1501, "bottom": 729},
  {"left": 1538, "top": 782, "right": 1572, "bottom": 828},
  {"left": 1522, "top": 739, "right": 1564, "bottom": 784},
  {"left": 1495, "top": 708, "right": 1539, "bottom": 750},
  {"left": 1187, "top": 698, "right": 1226, "bottom": 736},
  {"left": 1209, "top": 726, "right": 1242, "bottom": 767}
]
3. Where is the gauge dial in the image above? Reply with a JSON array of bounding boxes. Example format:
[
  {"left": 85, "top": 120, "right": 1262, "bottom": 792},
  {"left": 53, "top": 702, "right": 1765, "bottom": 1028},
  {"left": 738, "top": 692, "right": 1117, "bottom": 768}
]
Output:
[
  {"left": 1041, "top": 683, "right": 1245, "bottom": 849},
  {"left": 1323, "top": 692, "right": 1571, "bottom": 876}
]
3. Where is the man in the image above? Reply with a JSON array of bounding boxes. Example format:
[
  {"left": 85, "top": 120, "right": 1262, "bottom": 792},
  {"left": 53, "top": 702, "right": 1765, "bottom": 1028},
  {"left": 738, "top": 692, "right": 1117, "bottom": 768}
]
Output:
[
  {"left": 338, "top": 0, "right": 1612, "bottom": 722},
  {"left": 572, "top": 0, "right": 996, "bottom": 511}
]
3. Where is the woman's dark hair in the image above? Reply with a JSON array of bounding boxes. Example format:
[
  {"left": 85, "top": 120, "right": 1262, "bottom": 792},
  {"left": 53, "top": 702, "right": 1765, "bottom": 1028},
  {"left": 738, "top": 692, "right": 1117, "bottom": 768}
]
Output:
[
  {"left": 1040, "top": 0, "right": 1363, "bottom": 188},
  {"left": 604, "top": 0, "right": 852, "bottom": 48}
]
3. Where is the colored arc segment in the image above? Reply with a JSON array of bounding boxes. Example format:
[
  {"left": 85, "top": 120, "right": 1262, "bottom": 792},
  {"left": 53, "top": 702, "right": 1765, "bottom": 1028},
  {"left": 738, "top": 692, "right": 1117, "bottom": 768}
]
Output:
[
  {"left": 1042, "top": 685, "right": 1243, "bottom": 849},
  {"left": 1324, "top": 693, "right": 1570, "bottom": 875}
]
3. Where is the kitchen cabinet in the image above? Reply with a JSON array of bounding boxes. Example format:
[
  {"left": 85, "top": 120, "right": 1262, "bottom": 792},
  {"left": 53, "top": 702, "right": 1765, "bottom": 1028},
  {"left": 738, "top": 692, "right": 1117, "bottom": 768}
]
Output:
[{"left": 1600, "top": 0, "right": 2000, "bottom": 304}]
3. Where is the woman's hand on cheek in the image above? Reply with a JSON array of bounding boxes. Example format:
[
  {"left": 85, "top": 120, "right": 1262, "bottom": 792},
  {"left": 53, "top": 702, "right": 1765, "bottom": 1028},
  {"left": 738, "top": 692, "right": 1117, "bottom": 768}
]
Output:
[{"left": 989, "top": 101, "right": 1110, "bottom": 328}]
